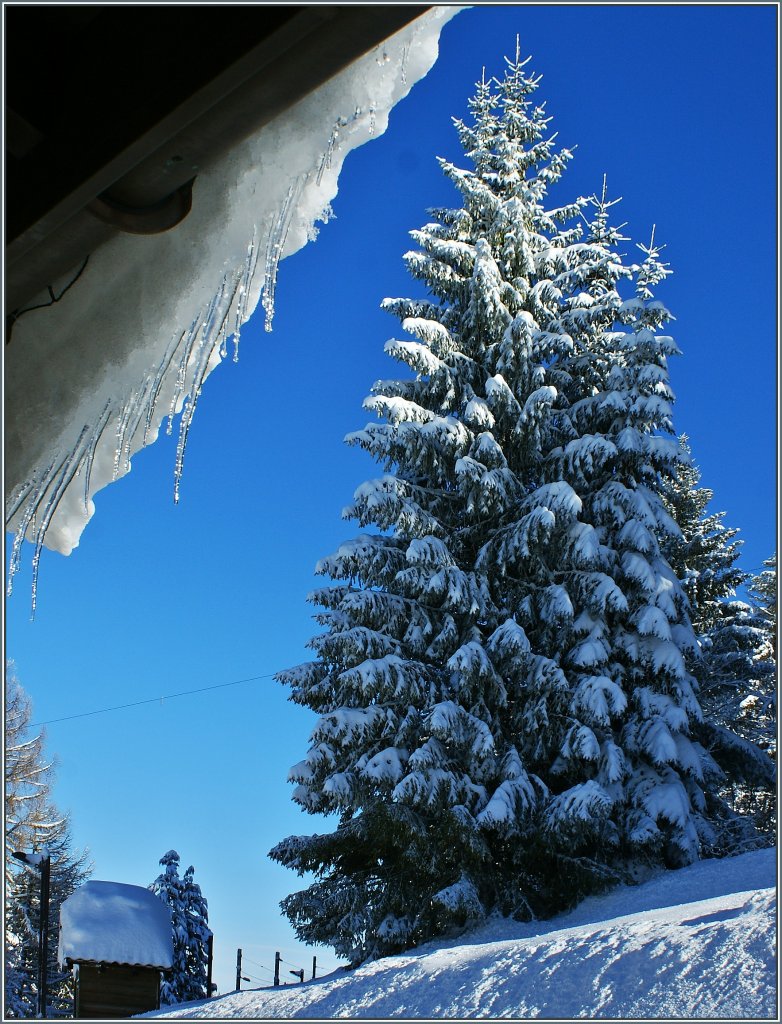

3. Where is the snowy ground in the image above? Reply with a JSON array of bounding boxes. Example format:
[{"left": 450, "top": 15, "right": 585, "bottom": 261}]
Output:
[{"left": 142, "top": 847, "right": 776, "bottom": 1020}]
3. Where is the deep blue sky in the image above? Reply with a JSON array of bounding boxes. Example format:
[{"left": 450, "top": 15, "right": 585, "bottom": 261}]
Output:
[{"left": 5, "top": 5, "right": 777, "bottom": 995}]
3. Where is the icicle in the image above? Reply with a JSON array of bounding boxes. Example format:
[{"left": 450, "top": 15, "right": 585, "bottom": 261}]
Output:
[
  {"left": 231, "top": 227, "right": 261, "bottom": 363},
  {"left": 4, "top": 479, "right": 35, "bottom": 527},
  {"left": 261, "top": 176, "right": 304, "bottom": 333},
  {"left": 113, "top": 387, "right": 144, "bottom": 480},
  {"left": 80, "top": 400, "right": 114, "bottom": 511},
  {"left": 317, "top": 128, "right": 340, "bottom": 186},
  {"left": 119, "top": 375, "right": 158, "bottom": 477},
  {"left": 7, "top": 454, "right": 61, "bottom": 597},
  {"left": 113, "top": 392, "right": 135, "bottom": 479},
  {"left": 401, "top": 43, "right": 410, "bottom": 86},
  {"left": 218, "top": 272, "right": 243, "bottom": 359},
  {"left": 173, "top": 274, "right": 236, "bottom": 503},
  {"left": 316, "top": 108, "right": 362, "bottom": 187},
  {"left": 167, "top": 316, "right": 202, "bottom": 435},
  {"left": 172, "top": 344, "right": 211, "bottom": 504},
  {"left": 144, "top": 330, "right": 184, "bottom": 445},
  {"left": 28, "top": 427, "right": 92, "bottom": 618}
]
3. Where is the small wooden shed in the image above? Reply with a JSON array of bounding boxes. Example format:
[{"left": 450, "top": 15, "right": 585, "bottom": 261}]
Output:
[{"left": 58, "top": 880, "right": 173, "bottom": 1019}]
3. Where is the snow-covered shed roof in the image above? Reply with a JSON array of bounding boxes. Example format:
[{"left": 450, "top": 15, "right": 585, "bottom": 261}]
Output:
[{"left": 58, "top": 880, "right": 173, "bottom": 969}]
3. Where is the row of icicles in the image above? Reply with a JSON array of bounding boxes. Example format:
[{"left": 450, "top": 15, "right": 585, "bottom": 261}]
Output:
[{"left": 6, "top": 93, "right": 382, "bottom": 616}]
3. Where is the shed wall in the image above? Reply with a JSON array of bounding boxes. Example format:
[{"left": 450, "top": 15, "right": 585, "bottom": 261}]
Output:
[{"left": 75, "top": 963, "right": 161, "bottom": 1019}]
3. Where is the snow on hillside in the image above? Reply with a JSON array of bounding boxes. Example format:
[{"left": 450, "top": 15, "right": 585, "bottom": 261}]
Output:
[{"left": 142, "top": 847, "right": 777, "bottom": 1020}]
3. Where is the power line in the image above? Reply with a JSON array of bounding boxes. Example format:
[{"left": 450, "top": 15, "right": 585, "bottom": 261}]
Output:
[{"left": 30, "top": 672, "right": 276, "bottom": 727}]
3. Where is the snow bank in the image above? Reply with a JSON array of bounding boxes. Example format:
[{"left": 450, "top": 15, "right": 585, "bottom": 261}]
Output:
[
  {"left": 59, "top": 880, "right": 173, "bottom": 969},
  {"left": 5, "top": 8, "right": 461, "bottom": 603},
  {"left": 140, "top": 847, "right": 776, "bottom": 1019}
]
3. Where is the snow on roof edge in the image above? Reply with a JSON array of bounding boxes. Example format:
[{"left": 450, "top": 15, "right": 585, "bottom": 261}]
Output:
[
  {"left": 6, "top": 7, "right": 462, "bottom": 577},
  {"left": 58, "top": 880, "right": 174, "bottom": 970}
]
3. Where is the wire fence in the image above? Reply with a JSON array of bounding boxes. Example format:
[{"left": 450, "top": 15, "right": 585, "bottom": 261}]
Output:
[
  {"left": 242, "top": 955, "right": 273, "bottom": 975},
  {"left": 234, "top": 947, "right": 328, "bottom": 991}
]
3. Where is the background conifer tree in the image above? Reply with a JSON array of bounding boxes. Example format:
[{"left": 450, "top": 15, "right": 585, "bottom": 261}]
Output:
[
  {"left": 748, "top": 554, "right": 777, "bottom": 653},
  {"left": 182, "top": 864, "right": 212, "bottom": 1000},
  {"left": 699, "top": 556, "right": 776, "bottom": 843},
  {"left": 150, "top": 850, "right": 210, "bottom": 1004},
  {"left": 4, "top": 667, "right": 91, "bottom": 1018},
  {"left": 663, "top": 435, "right": 745, "bottom": 632},
  {"left": 150, "top": 850, "right": 188, "bottom": 1006},
  {"left": 660, "top": 445, "right": 776, "bottom": 845},
  {"left": 271, "top": 44, "right": 771, "bottom": 964}
]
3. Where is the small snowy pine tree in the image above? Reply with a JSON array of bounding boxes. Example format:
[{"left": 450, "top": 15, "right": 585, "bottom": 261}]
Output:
[
  {"left": 182, "top": 864, "right": 211, "bottom": 1000},
  {"left": 271, "top": 43, "right": 769, "bottom": 963},
  {"left": 150, "top": 851, "right": 187, "bottom": 1005},
  {"left": 150, "top": 851, "right": 209, "bottom": 1004}
]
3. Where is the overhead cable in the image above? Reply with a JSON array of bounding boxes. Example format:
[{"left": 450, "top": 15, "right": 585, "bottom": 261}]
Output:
[{"left": 31, "top": 671, "right": 275, "bottom": 727}]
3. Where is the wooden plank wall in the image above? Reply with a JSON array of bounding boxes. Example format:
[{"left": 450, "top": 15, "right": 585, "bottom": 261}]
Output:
[{"left": 75, "top": 963, "right": 161, "bottom": 1019}]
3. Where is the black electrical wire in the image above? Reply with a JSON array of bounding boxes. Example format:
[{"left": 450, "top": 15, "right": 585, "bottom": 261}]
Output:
[
  {"left": 6, "top": 256, "right": 91, "bottom": 343},
  {"left": 30, "top": 671, "right": 275, "bottom": 727}
]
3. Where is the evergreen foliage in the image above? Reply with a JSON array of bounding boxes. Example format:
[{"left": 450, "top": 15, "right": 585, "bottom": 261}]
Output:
[
  {"left": 748, "top": 553, "right": 777, "bottom": 653},
  {"left": 182, "top": 864, "right": 212, "bottom": 997},
  {"left": 663, "top": 435, "right": 745, "bottom": 632},
  {"left": 660, "top": 443, "right": 776, "bottom": 847},
  {"left": 150, "top": 850, "right": 211, "bottom": 1004},
  {"left": 699, "top": 556, "right": 777, "bottom": 842},
  {"left": 4, "top": 666, "right": 92, "bottom": 1018},
  {"left": 271, "top": 44, "right": 771, "bottom": 964}
]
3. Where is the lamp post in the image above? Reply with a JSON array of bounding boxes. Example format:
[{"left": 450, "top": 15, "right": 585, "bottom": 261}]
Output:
[{"left": 12, "top": 849, "right": 51, "bottom": 1018}]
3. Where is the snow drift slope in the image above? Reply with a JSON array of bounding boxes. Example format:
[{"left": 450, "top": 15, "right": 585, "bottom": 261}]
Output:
[{"left": 144, "top": 847, "right": 776, "bottom": 1020}]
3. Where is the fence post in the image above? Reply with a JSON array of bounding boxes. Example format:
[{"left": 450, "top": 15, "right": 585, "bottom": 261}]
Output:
[
  {"left": 206, "top": 933, "right": 214, "bottom": 997},
  {"left": 312, "top": 955, "right": 317, "bottom": 981},
  {"left": 274, "top": 951, "right": 281, "bottom": 987},
  {"left": 235, "top": 948, "right": 242, "bottom": 992}
]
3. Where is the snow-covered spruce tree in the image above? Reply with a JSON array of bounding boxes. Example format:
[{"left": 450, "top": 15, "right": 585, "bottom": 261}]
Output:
[
  {"left": 151, "top": 850, "right": 189, "bottom": 1005},
  {"left": 271, "top": 47, "right": 758, "bottom": 964},
  {"left": 182, "top": 864, "right": 211, "bottom": 1000},
  {"left": 150, "top": 851, "right": 210, "bottom": 1004}
]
